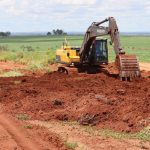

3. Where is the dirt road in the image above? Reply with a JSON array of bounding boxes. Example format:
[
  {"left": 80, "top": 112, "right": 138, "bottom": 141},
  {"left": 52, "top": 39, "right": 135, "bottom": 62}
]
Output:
[
  {"left": 0, "top": 113, "right": 39, "bottom": 150},
  {"left": 0, "top": 113, "right": 149, "bottom": 150},
  {"left": 0, "top": 110, "right": 68, "bottom": 150}
]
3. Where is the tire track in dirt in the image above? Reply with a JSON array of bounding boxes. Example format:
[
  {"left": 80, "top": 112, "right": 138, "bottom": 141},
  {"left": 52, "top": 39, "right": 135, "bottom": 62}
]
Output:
[
  {"left": 0, "top": 124, "right": 21, "bottom": 150},
  {"left": 0, "top": 113, "right": 40, "bottom": 150}
]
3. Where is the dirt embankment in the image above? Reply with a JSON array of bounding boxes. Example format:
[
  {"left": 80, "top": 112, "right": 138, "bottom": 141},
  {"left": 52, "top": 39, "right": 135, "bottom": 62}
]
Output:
[{"left": 0, "top": 70, "right": 149, "bottom": 133}]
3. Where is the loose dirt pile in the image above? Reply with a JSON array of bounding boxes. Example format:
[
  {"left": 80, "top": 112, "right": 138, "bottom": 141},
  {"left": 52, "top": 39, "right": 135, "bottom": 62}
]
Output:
[{"left": 0, "top": 71, "right": 150, "bottom": 133}]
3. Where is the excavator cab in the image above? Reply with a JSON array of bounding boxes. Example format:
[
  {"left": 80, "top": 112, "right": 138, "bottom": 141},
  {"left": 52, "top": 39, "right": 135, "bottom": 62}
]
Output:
[{"left": 88, "top": 39, "right": 108, "bottom": 65}]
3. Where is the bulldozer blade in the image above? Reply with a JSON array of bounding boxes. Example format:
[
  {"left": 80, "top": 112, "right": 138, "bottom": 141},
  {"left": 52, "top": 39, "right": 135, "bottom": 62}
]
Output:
[{"left": 116, "top": 55, "right": 140, "bottom": 81}]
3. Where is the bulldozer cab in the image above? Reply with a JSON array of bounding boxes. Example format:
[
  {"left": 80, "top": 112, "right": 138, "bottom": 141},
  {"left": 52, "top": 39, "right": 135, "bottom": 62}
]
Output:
[{"left": 89, "top": 39, "right": 108, "bottom": 65}]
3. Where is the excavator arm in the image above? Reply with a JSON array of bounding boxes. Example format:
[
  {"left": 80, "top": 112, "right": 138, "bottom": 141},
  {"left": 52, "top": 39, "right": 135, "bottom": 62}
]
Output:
[
  {"left": 79, "top": 17, "right": 122, "bottom": 61},
  {"left": 79, "top": 17, "right": 140, "bottom": 80}
]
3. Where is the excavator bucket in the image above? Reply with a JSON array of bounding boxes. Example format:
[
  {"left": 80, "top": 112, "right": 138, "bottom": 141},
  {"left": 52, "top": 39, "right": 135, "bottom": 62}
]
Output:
[{"left": 116, "top": 54, "right": 140, "bottom": 81}]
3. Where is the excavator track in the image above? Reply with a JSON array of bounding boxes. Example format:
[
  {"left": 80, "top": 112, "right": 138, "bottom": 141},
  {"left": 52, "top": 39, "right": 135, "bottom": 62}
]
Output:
[
  {"left": 117, "top": 54, "right": 140, "bottom": 81},
  {"left": 58, "top": 65, "right": 79, "bottom": 75}
]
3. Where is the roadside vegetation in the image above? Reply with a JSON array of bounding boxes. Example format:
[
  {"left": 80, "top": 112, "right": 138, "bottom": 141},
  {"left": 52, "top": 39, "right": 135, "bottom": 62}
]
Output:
[
  {"left": 66, "top": 121, "right": 150, "bottom": 141},
  {"left": 16, "top": 114, "right": 31, "bottom": 121},
  {"left": 64, "top": 141, "right": 78, "bottom": 150},
  {"left": 0, "top": 70, "right": 23, "bottom": 77}
]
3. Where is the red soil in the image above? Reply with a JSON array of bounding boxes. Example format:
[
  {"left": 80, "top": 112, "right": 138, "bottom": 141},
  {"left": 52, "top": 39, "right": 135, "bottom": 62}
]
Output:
[
  {"left": 0, "top": 61, "right": 26, "bottom": 71},
  {"left": 0, "top": 70, "right": 149, "bottom": 133},
  {"left": 0, "top": 113, "right": 67, "bottom": 150}
]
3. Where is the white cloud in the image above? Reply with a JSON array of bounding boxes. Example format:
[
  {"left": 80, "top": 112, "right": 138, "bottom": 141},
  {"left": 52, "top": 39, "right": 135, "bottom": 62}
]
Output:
[
  {"left": 100, "top": 0, "right": 138, "bottom": 9},
  {"left": 0, "top": 0, "right": 14, "bottom": 6},
  {"left": 0, "top": 0, "right": 149, "bottom": 32},
  {"left": 145, "top": 1, "right": 150, "bottom": 14},
  {"left": 0, "top": 0, "right": 146, "bottom": 16},
  {"left": 0, "top": 0, "right": 29, "bottom": 15},
  {"left": 56, "top": 0, "right": 96, "bottom": 5}
]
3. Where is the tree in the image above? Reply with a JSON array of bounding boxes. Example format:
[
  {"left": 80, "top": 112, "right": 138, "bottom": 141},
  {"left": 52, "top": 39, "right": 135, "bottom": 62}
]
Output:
[
  {"left": 47, "top": 32, "right": 52, "bottom": 36},
  {"left": 52, "top": 29, "right": 56, "bottom": 35},
  {"left": 56, "top": 29, "right": 63, "bottom": 35},
  {"left": 52, "top": 29, "right": 67, "bottom": 35},
  {"left": 6, "top": 31, "right": 11, "bottom": 36},
  {"left": 0, "top": 31, "right": 11, "bottom": 37}
]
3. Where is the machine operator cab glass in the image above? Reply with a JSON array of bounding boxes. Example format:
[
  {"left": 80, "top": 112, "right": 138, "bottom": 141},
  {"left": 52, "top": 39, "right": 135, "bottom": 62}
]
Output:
[{"left": 94, "top": 39, "right": 108, "bottom": 65}]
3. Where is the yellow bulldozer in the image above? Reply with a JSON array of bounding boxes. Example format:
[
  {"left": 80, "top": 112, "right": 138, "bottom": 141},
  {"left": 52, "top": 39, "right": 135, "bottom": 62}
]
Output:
[{"left": 56, "top": 17, "right": 140, "bottom": 80}]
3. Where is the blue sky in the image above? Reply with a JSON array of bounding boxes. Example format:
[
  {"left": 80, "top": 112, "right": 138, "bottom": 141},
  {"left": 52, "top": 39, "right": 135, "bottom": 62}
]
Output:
[{"left": 0, "top": 0, "right": 150, "bottom": 32}]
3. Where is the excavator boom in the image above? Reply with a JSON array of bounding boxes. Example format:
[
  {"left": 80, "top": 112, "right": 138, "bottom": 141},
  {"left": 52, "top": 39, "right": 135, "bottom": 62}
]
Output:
[{"left": 79, "top": 17, "right": 140, "bottom": 80}]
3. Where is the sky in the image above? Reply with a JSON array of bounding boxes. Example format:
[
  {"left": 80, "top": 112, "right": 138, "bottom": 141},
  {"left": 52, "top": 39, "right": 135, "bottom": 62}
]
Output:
[{"left": 0, "top": 0, "right": 150, "bottom": 32}]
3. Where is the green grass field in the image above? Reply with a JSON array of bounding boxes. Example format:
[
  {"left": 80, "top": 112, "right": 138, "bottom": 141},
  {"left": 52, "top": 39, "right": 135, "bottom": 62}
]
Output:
[{"left": 0, "top": 35, "right": 150, "bottom": 68}]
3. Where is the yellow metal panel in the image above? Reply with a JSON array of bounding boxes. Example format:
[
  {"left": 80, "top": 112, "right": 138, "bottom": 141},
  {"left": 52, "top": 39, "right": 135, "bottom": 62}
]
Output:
[{"left": 56, "top": 46, "right": 80, "bottom": 64}]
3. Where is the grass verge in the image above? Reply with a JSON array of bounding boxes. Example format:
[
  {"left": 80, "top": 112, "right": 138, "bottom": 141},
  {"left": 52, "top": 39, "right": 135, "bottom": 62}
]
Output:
[
  {"left": 16, "top": 114, "right": 31, "bottom": 121},
  {"left": 62, "top": 121, "right": 150, "bottom": 141},
  {"left": 0, "top": 71, "right": 23, "bottom": 77},
  {"left": 85, "top": 125, "right": 150, "bottom": 141},
  {"left": 64, "top": 141, "right": 78, "bottom": 150}
]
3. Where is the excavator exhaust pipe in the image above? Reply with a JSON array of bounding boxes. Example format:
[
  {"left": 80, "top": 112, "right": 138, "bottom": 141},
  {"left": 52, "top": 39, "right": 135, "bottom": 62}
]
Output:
[{"left": 116, "top": 54, "right": 140, "bottom": 81}]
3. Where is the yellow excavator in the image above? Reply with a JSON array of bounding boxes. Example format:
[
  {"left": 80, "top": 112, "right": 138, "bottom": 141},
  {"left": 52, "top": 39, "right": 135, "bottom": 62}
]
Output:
[{"left": 56, "top": 17, "right": 140, "bottom": 80}]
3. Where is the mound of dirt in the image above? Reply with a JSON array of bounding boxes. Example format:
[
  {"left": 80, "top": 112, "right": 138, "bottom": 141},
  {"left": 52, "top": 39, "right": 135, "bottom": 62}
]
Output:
[{"left": 0, "top": 71, "right": 150, "bottom": 132}]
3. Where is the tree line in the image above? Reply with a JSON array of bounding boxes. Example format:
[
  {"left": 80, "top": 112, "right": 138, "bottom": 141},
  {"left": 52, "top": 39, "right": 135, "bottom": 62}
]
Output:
[
  {"left": 0, "top": 32, "right": 11, "bottom": 37},
  {"left": 47, "top": 29, "right": 67, "bottom": 36}
]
